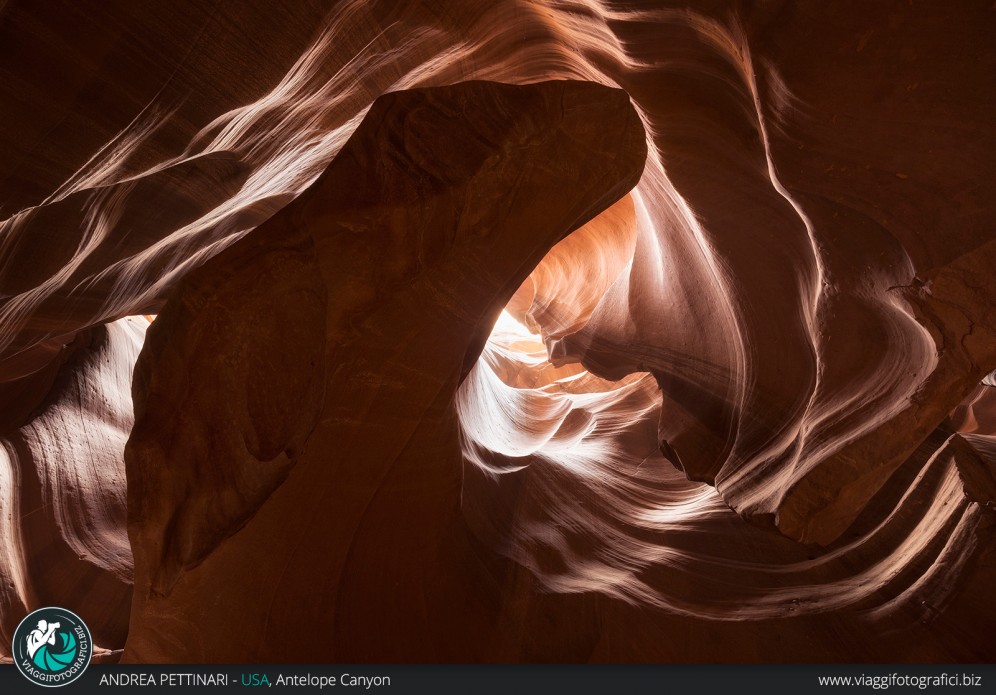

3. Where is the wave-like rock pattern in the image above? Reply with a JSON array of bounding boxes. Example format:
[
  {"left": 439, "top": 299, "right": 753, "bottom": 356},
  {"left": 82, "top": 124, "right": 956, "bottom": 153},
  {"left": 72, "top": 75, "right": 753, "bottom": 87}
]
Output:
[
  {"left": 462, "top": 310, "right": 995, "bottom": 624},
  {"left": 1, "top": 317, "right": 144, "bottom": 655},
  {"left": 0, "top": 0, "right": 993, "bottom": 661}
]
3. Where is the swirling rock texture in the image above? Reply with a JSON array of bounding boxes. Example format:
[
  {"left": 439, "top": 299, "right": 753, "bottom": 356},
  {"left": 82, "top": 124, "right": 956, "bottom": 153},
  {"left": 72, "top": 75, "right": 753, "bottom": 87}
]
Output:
[
  {"left": 0, "top": 0, "right": 994, "bottom": 663},
  {"left": 1, "top": 318, "right": 144, "bottom": 657}
]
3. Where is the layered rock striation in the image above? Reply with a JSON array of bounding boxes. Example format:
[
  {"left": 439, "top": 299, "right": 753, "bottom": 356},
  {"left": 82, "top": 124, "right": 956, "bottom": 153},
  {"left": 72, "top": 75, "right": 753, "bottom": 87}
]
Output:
[{"left": 0, "top": 0, "right": 993, "bottom": 662}]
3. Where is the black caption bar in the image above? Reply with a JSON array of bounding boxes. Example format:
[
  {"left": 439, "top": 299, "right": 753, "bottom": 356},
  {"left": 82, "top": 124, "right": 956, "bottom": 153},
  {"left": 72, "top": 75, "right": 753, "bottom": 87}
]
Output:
[{"left": 0, "top": 664, "right": 992, "bottom": 695}]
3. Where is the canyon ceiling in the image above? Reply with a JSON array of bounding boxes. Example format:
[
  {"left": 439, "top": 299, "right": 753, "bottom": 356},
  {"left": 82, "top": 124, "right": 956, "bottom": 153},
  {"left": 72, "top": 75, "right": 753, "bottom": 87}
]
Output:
[{"left": 0, "top": 0, "right": 994, "bottom": 663}]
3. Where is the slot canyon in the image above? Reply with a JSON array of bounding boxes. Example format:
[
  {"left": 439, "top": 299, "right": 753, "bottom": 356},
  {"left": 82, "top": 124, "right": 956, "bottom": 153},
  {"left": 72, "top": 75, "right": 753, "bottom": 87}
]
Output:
[{"left": 0, "top": 0, "right": 994, "bottom": 663}]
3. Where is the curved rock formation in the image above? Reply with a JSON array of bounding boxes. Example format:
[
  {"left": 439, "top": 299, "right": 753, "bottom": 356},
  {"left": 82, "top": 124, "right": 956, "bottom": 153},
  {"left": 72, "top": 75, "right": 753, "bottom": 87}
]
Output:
[
  {"left": 123, "top": 80, "right": 646, "bottom": 662},
  {"left": 1, "top": 318, "right": 144, "bottom": 654},
  {"left": 0, "top": 0, "right": 994, "bottom": 663}
]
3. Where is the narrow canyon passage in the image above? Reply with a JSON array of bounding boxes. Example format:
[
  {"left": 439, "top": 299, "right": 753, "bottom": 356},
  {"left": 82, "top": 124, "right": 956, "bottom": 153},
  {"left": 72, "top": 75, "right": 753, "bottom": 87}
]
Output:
[{"left": 0, "top": 0, "right": 994, "bottom": 663}]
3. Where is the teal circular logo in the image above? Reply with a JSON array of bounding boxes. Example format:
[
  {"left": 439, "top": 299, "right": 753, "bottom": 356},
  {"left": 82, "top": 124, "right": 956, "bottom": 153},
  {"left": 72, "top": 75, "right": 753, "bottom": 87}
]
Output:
[{"left": 12, "top": 607, "right": 92, "bottom": 687}]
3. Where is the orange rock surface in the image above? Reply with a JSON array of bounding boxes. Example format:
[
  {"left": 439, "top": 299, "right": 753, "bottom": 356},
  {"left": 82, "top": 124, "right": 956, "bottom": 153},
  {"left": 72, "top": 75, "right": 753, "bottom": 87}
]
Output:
[{"left": 0, "top": 0, "right": 993, "bottom": 662}]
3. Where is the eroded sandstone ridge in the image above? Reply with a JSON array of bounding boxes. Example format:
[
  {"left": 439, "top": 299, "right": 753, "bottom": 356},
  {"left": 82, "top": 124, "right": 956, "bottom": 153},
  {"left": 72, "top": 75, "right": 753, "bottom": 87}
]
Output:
[
  {"left": 1, "top": 318, "right": 144, "bottom": 653},
  {"left": 123, "top": 80, "right": 647, "bottom": 661},
  {"left": 0, "top": 0, "right": 994, "bottom": 662}
]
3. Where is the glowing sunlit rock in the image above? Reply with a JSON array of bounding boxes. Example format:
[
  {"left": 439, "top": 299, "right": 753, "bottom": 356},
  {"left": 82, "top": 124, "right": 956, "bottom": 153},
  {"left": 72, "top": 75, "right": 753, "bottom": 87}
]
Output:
[{"left": 0, "top": 0, "right": 993, "bottom": 664}]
